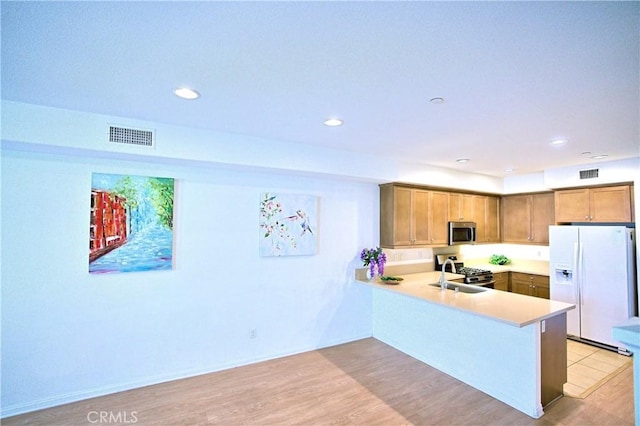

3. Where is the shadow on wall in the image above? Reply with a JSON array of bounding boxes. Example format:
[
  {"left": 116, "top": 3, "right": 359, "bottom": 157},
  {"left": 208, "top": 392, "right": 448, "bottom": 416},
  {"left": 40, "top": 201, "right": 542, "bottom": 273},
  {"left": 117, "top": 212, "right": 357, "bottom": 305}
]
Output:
[{"left": 310, "top": 254, "right": 374, "bottom": 347}]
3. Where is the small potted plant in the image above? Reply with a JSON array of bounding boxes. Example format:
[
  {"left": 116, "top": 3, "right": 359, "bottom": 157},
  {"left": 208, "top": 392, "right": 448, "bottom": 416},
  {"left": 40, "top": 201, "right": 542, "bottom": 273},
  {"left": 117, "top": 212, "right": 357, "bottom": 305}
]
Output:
[
  {"left": 361, "top": 246, "right": 386, "bottom": 279},
  {"left": 490, "top": 254, "right": 510, "bottom": 265}
]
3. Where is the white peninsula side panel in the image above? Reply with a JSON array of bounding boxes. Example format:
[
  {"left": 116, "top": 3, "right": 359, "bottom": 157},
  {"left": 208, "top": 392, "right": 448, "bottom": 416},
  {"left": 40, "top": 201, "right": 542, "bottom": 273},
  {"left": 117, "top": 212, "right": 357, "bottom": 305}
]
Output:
[{"left": 372, "top": 289, "right": 543, "bottom": 419}]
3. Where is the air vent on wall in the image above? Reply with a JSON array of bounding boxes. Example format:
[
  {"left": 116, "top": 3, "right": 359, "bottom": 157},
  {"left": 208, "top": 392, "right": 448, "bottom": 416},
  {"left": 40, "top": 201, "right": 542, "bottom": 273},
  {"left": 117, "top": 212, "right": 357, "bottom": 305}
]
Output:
[
  {"left": 579, "top": 168, "right": 599, "bottom": 179},
  {"left": 108, "top": 125, "right": 154, "bottom": 147}
]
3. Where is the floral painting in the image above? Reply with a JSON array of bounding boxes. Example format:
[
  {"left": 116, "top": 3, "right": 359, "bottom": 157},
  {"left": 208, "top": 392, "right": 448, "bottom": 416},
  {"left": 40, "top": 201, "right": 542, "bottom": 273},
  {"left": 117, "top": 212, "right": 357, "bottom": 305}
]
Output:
[
  {"left": 89, "top": 172, "right": 175, "bottom": 274},
  {"left": 259, "top": 193, "right": 318, "bottom": 256}
]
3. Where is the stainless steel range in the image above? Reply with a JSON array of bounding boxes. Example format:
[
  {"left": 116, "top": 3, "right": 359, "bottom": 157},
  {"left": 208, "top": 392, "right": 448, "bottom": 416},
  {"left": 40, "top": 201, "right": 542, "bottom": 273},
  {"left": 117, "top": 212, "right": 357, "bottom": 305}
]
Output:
[{"left": 435, "top": 254, "right": 495, "bottom": 288}]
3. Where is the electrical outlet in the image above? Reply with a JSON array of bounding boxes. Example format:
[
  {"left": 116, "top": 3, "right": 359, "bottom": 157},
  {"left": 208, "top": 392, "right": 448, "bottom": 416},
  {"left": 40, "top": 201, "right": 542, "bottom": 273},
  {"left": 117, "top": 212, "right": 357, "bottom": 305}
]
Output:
[{"left": 250, "top": 328, "right": 257, "bottom": 339}]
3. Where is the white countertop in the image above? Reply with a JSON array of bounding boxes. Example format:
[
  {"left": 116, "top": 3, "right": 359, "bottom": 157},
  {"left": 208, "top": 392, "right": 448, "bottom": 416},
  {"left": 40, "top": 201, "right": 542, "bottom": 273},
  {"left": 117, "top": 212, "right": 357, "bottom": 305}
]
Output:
[{"left": 357, "top": 271, "right": 574, "bottom": 328}]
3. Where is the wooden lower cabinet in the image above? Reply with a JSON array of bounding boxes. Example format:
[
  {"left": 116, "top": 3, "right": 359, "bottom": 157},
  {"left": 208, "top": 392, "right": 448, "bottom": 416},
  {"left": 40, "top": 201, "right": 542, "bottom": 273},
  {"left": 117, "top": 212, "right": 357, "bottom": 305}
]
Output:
[
  {"left": 493, "top": 272, "right": 509, "bottom": 292},
  {"left": 511, "top": 272, "right": 550, "bottom": 299},
  {"left": 541, "top": 313, "right": 567, "bottom": 407}
]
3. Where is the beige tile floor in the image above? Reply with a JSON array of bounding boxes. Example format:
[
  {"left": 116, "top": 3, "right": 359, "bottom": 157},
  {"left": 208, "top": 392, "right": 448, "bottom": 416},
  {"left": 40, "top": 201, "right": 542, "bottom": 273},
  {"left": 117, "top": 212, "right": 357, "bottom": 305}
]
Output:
[{"left": 564, "top": 339, "right": 633, "bottom": 398}]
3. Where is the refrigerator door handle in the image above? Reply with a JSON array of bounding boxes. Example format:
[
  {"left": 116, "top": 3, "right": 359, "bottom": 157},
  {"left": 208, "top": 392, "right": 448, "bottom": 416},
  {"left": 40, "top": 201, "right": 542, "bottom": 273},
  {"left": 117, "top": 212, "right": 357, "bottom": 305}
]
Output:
[
  {"left": 574, "top": 241, "right": 582, "bottom": 305},
  {"left": 579, "top": 242, "right": 585, "bottom": 302}
]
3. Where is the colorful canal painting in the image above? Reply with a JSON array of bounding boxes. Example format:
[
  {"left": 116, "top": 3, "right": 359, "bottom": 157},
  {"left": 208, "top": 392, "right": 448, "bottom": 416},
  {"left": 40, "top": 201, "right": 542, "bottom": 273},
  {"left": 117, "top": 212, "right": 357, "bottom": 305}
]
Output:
[{"left": 89, "top": 173, "right": 175, "bottom": 274}]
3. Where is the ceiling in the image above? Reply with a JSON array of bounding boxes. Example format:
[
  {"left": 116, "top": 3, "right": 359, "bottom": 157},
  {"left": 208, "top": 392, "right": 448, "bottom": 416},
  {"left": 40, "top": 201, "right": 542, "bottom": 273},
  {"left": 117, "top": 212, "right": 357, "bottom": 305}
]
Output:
[{"left": 2, "top": 1, "right": 639, "bottom": 177}]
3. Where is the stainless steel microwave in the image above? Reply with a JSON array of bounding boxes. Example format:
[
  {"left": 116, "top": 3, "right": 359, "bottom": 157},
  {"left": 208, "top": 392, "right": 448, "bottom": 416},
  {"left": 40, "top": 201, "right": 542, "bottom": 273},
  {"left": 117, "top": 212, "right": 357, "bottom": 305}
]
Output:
[{"left": 448, "top": 221, "right": 476, "bottom": 245}]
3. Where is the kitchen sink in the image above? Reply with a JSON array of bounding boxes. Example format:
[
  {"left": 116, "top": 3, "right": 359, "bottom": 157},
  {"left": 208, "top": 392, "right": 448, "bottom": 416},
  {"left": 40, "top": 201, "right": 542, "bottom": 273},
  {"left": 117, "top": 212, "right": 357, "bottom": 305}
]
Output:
[{"left": 429, "top": 282, "right": 487, "bottom": 294}]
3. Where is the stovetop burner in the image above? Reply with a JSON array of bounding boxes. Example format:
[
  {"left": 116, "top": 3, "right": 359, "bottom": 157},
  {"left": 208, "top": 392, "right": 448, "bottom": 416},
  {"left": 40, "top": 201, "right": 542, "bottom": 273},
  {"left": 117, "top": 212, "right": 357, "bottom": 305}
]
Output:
[
  {"left": 457, "top": 266, "right": 494, "bottom": 285},
  {"left": 435, "top": 254, "right": 494, "bottom": 286},
  {"left": 457, "top": 266, "right": 491, "bottom": 276}
]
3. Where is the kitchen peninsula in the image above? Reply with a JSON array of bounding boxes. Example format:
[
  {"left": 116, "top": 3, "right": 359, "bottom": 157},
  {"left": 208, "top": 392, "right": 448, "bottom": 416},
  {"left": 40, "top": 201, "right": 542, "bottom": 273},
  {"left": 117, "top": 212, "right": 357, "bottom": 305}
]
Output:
[{"left": 356, "top": 271, "right": 575, "bottom": 418}]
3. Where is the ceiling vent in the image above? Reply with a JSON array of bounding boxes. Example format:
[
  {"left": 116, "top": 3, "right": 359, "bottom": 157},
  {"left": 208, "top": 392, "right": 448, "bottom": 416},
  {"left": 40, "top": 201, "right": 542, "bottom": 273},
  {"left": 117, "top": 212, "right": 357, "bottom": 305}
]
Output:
[
  {"left": 108, "top": 125, "right": 154, "bottom": 147},
  {"left": 579, "top": 168, "right": 599, "bottom": 180}
]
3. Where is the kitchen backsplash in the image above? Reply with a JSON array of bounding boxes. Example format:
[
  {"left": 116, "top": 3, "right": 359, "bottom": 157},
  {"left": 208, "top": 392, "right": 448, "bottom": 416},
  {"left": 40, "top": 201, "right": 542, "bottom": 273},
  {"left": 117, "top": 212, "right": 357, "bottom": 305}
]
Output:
[
  {"left": 384, "top": 247, "right": 434, "bottom": 265},
  {"left": 461, "top": 244, "right": 549, "bottom": 262},
  {"left": 383, "top": 244, "right": 549, "bottom": 269}
]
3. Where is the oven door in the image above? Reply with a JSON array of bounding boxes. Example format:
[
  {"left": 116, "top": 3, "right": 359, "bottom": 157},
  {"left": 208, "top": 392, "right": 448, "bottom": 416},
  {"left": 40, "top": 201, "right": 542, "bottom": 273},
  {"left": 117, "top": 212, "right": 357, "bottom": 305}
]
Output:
[
  {"left": 474, "top": 281, "right": 495, "bottom": 289},
  {"left": 465, "top": 275, "right": 494, "bottom": 289}
]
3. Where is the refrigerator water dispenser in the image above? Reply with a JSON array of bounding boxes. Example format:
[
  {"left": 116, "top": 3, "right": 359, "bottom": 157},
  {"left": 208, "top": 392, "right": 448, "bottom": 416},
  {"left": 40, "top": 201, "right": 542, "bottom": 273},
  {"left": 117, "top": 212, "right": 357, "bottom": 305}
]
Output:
[{"left": 554, "top": 264, "right": 573, "bottom": 284}]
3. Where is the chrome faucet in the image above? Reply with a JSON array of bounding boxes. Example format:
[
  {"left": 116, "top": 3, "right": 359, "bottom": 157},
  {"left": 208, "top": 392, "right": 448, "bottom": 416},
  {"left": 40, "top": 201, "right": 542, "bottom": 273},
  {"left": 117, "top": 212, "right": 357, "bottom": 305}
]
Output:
[{"left": 441, "top": 259, "right": 457, "bottom": 290}]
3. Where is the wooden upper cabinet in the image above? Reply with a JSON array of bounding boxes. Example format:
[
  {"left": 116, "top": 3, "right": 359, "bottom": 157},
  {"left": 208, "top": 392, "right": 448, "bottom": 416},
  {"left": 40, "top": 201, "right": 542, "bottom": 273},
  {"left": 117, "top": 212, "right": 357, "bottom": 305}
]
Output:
[
  {"left": 381, "top": 183, "right": 633, "bottom": 249},
  {"left": 412, "top": 189, "right": 431, "bottom": 244},
  {"left": 380, "top": 185, "right": 447, "bottom": 247},
  {"left": 380, "top": 185, "right": 430, "bottom": 247},
  {"left": 448, "top": 193, "right": 475, "bottom": 222},
  {"left": 475, "top": 196, "right": 500, "bottom": 243},
  {"left": 380, "top": 184, "right": 500, "bottom": 247},
  {"left": 553, "top": 189, "right": 589, "bottom": 222},
  {"left": 380, "top": 185, "right": 418, "bottom": 246},
  {"left": 554, "top": 185, "right": 633, "bottom": 223},
  {"left": 447, "top": 194, "right": 500, "bottom": 243},
  {"left": 531, "top": 193, "right": 555, "bottom": 244},
  {"left": 428, "top": 190, "right": 450, "bottom": 245},
  {"left": 502, "top": 194, "right": 531, "bottom": 243},
  {"left": 502, "top": 192, "right": 554, "bottom": 244},
  {"left": 471, "top": 195, "right": 485, "bottom": 238}
]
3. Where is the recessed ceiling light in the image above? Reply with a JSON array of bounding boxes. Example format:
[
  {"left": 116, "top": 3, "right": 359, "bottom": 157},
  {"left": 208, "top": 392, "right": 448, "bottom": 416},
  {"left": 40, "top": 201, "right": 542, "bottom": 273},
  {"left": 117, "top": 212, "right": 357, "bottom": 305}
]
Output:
[
  {"left": 456, "top": 158, "right": 470, "bottom": 163},
  {"left": 581, "top": 151, "right": 592, "bottom": 155},
  {"left": 505, "top": 168, "right": 516, "bottom": 173},
  {"left": 174, "top": 87, "right": 200, "bottom": 100},
  {"left": 550, "top": 139, "right": 567, "bottom": 146},
  {"left": 324, "top": 118, "right": 343, "bottom": 127},
  {"left": 430, "top": 97, "right": 445, "bottom": 104},
  {"left": 590, "top": 154, "right": 609, "bottom": 160}
]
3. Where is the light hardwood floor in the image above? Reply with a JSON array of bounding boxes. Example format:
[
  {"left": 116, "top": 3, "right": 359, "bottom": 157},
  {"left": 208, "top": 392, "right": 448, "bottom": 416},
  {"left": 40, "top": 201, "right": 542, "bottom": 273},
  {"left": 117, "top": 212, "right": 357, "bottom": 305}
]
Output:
[{"left": 3, "top": 338, "right": 635, "bottom": 425}]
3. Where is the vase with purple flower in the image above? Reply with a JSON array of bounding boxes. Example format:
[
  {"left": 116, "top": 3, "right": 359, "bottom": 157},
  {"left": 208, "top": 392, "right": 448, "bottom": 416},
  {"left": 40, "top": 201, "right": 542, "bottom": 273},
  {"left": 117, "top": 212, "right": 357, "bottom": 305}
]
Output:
[{"left": 360, "top": 246, "right": 386, "bottom": 280}]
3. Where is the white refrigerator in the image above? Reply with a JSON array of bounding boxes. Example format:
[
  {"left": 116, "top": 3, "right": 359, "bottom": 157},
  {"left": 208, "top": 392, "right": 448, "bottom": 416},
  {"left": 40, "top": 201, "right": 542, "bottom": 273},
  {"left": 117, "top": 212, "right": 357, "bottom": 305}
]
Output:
[{"left": 549, "top": 225, "right": 637, "bottom": 352}]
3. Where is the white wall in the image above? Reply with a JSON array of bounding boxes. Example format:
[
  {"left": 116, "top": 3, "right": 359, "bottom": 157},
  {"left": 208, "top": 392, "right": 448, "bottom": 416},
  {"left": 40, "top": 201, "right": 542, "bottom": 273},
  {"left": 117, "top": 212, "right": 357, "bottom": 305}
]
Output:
[
  {"left": 0, "top": 101, "right": 504, "bottom": 417},
  {"left": 1, "top": 101, "right": 505, "bottom": 194},
  {"left": 503, "top": 158, "right": 640, "bottom": 194},
  {"left": 544, "top": 157, "right": 639, "bottom": 189},
  {"left": 503, "top": 172, "right": 547, "bottom": 194},
  {"left": 0, "top": 147, "right": 376, "bottom": 416}
]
